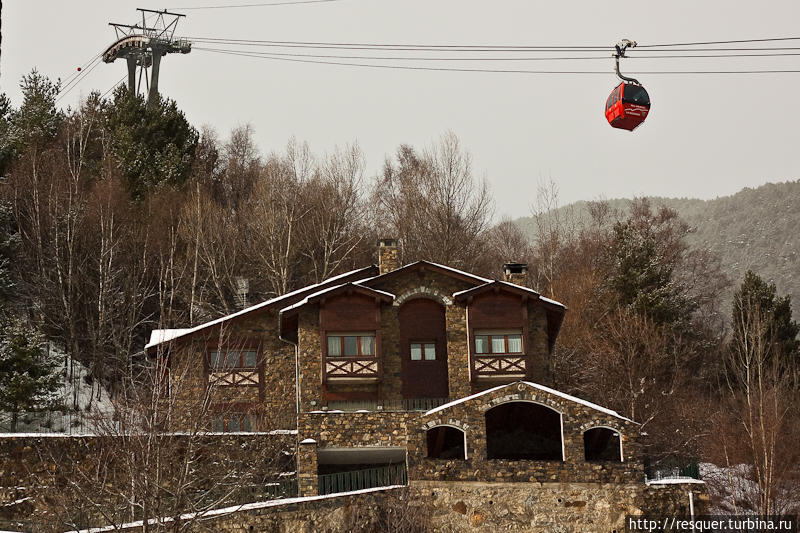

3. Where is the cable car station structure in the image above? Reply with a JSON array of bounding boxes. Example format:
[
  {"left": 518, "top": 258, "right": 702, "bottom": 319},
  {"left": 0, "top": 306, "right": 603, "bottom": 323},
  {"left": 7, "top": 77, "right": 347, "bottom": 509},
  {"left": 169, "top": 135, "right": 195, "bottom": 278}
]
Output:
[{"left": 103, "top": 9, "right": 191, "bottom": 106}]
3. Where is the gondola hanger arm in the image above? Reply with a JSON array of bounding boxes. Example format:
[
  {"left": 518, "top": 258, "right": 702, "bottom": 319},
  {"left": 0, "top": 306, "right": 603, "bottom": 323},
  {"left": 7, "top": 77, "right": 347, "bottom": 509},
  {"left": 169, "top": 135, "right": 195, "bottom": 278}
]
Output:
[{"left": 614, "top": 39, "right": 640, "bottom": 84}]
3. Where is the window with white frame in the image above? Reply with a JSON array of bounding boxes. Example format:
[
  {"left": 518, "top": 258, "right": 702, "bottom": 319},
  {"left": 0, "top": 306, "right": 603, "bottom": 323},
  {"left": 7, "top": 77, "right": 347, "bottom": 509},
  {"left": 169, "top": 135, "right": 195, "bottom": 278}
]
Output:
[
  {"left": 474, "top": 329, "right": 523, "bottom": 355},
  {"left": 410, "top": 341, "right": 436, "bottom": 361},
  {"left": 326, "top": 333, "right": 375, "bottom": 357}
]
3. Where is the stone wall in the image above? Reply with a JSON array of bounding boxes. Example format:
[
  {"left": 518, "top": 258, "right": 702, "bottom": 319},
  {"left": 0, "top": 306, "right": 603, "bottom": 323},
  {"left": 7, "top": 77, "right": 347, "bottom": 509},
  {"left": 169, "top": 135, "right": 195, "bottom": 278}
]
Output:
[
  {"left": 64, "top": 481, "right": 708, "bottom": 533},
  {"left": 408, "top": 382, "right": 643, "bottom": 485},
  {"left": 297, "top": 411, "right": 414, "bottom": 496},
  {"left": 166, "top": 309, "right": 298, "bottom": 430},
  {"left": 408, "top": 480, "right": 709, "bottom": 532}
]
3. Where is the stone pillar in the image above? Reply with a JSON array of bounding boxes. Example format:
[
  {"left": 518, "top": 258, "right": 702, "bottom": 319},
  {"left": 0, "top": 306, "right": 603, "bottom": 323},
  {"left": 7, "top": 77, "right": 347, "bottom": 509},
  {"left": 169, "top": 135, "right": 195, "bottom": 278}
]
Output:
[
  {"left": 378, "top": 239, "right": 399, "bottom": 275},
  {"left": 502, "top": 263, "right": 528, "bottom": 286},
  {"left": 297, "top": 438, "right": 319, "bottom": 496},
  {"left": 446, "top": 305, "right": 471, "bottom": 399}
]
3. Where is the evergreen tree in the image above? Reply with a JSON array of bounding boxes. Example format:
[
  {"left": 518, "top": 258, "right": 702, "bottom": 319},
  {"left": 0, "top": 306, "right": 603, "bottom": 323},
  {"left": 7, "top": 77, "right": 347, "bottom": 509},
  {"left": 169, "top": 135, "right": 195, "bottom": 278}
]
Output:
[
  {"left": 104, "top": 87, "right": 198, "bottom": 199},
  {"left": 0, "top": 320, "right": 61, "bottom": 431},
  {"left": 0, "top": 70, "right": 63, "bottom": 175},
  {"left": 603, "top": 199, "right": 697, "bottom": 328},
  {"left": 732, "top": 270, "right": 800, "bottom": 369}
]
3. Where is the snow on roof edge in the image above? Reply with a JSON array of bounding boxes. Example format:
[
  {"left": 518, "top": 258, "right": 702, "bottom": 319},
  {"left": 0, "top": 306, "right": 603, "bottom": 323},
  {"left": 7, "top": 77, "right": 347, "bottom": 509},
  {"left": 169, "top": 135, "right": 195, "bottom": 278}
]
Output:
[
  {"left": 68, "top": 485, "right": 404, "bottom": 533},
  {"left": 279, "top": 283, "right": 395, "bottom": 315},
  {"left": 425, "top": 381, "right": 634, "bottom": 423},
  {"left": 145, "top": 266, "right": 377, "bottom": 349}
]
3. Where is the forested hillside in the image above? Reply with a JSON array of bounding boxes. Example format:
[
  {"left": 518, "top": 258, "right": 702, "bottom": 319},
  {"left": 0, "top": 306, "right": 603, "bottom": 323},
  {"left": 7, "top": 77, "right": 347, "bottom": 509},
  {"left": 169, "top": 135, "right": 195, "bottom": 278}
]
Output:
[{"left": 516, "top": 180, "right": 800, "bottom": 317}]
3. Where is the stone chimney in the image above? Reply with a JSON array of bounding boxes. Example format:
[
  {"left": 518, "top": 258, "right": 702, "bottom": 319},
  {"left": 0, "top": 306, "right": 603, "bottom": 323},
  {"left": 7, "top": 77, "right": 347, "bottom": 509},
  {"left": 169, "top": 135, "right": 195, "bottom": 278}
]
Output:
[
  {"left": 378, "top": 238, "right": 399, "bottom": 275},
  {"left": 502, "top": 263, "right": 528, "bottom": 286}
]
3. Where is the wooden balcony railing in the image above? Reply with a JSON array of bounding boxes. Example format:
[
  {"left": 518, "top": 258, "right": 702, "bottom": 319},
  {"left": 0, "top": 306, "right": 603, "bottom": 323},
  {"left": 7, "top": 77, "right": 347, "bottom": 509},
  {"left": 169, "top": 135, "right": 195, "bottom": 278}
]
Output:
[
  {"left": 473, "top": 355, "right": 527, "bottom": 378},
  {"left": 208, "top": 369, "right": 259, "bottom": 387},
  {"left": 325, "top": 356, "right": 381, "bottom": 381}
]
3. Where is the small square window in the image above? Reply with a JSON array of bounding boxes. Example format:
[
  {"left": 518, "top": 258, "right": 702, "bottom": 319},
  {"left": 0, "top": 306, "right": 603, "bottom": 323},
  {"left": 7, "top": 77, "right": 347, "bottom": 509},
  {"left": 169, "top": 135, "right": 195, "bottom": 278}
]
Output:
[
  {"left": 491, "top": 336, "right": 505, "bottom": 353},
  {"left": 475, "top": 336, "right": 489, "bottom": 354},
  {"left": 410, "top": 343, "right": 422, "bottom": 361},
  {"left": 424, "top": 343, "right": 436, "bottom": 361},
  {"left": 225, "top": 350, "right": 240, "bottom": 367},
  {"left": 507, "top": 335, "right": 522, "bottom": 353},
  {"left": 243, "top": 350, "right": 258, "bottom": 367},
  {"left": 343, "top": 336, "right": 359, "bottom": 356},
  {"left": 361, "top": 336, "right": 374, "bottom": 356},
  {"left": 328, "top": 336, "right": 342, "bottom": 356}
]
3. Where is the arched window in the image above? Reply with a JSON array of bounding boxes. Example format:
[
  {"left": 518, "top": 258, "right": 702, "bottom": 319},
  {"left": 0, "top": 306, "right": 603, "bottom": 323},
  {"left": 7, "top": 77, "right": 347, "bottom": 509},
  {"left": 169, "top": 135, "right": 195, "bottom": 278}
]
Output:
[
  {"left": 485, "top": 402, "right": 563, "bottom": 460},
  {"left": 583, "top": 427, "right": 622, "bottom": 462},
  {"left": 426, "top": 426, "right": 466, "bottom": 459}
]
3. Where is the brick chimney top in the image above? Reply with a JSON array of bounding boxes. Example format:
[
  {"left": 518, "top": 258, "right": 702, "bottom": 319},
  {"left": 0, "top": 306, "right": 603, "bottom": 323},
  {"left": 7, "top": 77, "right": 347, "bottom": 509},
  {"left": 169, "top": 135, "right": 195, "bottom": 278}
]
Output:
[
  {"left": 378, "top": 239, "right": 399, "bottom": 275},
  {"left": 502, "top": 263, "right": 528, "bottom": 286}
]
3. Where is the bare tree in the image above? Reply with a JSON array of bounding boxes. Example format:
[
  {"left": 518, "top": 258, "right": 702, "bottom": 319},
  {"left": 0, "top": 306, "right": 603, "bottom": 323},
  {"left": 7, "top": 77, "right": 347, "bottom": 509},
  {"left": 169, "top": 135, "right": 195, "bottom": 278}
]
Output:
[
  {"left": 529, "top": 179, "right": 576, "bottom": 297},
  {"left": 300, "top": 143, "right": 370, "bottom": 283},
  {"left": 373, "top": 132, "right": 493, "bottom": 271},
  {"left": 706, "top": 291, "right": 800, "bottom": 516}
]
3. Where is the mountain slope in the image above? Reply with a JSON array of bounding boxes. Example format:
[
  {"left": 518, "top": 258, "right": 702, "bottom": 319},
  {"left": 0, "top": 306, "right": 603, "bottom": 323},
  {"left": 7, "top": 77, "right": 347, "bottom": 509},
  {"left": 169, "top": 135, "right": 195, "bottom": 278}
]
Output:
[{"left": 515, "top": 180, "right": 800, "bottom": 317}]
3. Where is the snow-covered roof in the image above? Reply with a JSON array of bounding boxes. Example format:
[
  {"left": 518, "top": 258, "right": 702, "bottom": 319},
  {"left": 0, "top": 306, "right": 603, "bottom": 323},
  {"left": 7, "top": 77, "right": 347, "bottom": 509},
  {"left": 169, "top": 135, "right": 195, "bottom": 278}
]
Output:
[
  {"left": 146, "top": 329, "right": 193, "bottom": 349},
  {"left": 539, "top": 296, "right": 567, "bottom": 309},
  {"left": 358, "top": 260, "right": 492, "bottom": 287},
  {"left": 279, "top": 283, "right": 395, "bottom": 314},
  {"left": 424, "top": 381, "right": 635, "bottom": 423},
  {"left": 452, "top": 280, "right": 567, "bottom": 310},
  {"left": 144, "top": 266, "right": 377, "bottom": 350},
  {"left": 646, "top": 477, "right": 705, "bottom": 485}
]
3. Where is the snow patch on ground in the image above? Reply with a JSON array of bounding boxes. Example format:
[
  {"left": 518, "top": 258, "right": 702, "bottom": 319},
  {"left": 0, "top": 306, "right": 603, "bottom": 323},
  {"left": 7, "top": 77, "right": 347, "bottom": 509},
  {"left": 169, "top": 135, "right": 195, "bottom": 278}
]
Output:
[{"left": 0, "top": 345, "right": 115, "bottom": 434}]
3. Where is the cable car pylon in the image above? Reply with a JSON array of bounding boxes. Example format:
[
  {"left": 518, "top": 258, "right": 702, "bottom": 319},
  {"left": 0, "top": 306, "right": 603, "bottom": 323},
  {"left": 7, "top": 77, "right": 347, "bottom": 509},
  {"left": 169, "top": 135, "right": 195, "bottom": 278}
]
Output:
[
  {"left": 103, "top": 9, "right": 191, "bottom": 107},
  {"left": 605, "top": 39, "right": 651, "bottom": 131}
]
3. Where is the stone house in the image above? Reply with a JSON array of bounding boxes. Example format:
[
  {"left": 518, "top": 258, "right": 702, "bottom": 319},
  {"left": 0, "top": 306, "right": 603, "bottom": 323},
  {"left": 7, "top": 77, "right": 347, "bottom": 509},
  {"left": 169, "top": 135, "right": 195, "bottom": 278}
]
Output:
[{"left": 147, "top": 239, "right": 702, "bottom": 518}]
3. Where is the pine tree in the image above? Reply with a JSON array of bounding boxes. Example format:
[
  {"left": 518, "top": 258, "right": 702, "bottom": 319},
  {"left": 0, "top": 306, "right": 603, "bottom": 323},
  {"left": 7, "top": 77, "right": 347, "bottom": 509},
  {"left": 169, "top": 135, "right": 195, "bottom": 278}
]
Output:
[
  {"left": 732, "top": 270, "right": 800, "bottom": 371},
  {"left": 0, "top": 320, "right": 61, "bottom": 431},
  {"left": 104, "top": 87, "right": 198, "bottom": 199}
]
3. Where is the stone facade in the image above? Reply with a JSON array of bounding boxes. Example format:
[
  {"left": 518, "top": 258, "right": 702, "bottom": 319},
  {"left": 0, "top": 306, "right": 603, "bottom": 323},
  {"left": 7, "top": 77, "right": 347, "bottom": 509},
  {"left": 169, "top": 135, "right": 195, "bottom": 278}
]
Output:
[{"left": 407, "top": 382, "right": 642, "bottom": 485}]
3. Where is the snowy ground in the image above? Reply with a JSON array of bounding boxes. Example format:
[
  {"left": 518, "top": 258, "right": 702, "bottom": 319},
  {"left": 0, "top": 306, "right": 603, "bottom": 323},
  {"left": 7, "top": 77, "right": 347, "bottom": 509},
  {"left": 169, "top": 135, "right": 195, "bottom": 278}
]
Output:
[
  {"left": 0, "top": 345, "right": 115, "bottom": 434},
  {"left": 700, "top": 462, "right": 799, "bottom": 515}
]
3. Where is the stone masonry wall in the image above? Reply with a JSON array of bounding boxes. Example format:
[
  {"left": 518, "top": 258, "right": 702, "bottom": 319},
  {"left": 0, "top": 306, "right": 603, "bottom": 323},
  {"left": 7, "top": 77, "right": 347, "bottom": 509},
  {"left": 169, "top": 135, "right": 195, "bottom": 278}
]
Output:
[
  {"left": 166, "top": 310, "right": 297, "bottom": 430},
  {"left": 70, "top": 481, "right": 709, "bottom": 533},
  {"left": 296, "top": 411, "right": 414, "bottom": 496},
  {"left": 408, "top": 382, "right": 643, "bottom": 485}
]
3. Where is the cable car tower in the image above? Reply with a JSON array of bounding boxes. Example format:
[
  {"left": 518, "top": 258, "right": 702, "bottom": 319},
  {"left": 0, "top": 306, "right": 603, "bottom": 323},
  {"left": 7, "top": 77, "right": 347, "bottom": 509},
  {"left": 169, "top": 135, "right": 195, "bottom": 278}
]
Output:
[{"left": 103, "top": 9, "right": 191, "bottom": 106}]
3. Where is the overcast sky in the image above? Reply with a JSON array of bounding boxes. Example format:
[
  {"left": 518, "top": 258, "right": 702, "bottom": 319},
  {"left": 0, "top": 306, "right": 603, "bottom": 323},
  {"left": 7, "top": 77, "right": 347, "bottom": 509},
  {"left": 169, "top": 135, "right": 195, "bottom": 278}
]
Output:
[{"left": 3, "top": 1, "right": 800, "bottom": 218}]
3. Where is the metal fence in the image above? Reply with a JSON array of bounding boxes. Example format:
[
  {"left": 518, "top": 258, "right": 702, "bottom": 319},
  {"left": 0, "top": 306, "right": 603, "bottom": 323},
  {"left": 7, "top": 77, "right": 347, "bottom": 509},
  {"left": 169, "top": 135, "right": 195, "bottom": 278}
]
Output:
[
  {"left": 324, "top": 398, "right": 450, "bottom": 412},
  {"left": 645, "top": 457, "right": 701, "bottom": 481},
  {"left": 0, "top": 410, "right": 102, "bottom": 435},
  {"left": 318, "top": 463, "right": 407, "bottom": 495}
]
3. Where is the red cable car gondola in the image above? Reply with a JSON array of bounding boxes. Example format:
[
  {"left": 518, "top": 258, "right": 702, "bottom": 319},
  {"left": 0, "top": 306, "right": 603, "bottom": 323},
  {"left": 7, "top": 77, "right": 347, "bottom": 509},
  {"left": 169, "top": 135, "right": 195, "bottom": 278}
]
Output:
[
  {"left": 605, "top": 39, "right": 651, "bottom": 132},
  {"left": 605, "top": 82, "right": 650, "bottom": 131}
]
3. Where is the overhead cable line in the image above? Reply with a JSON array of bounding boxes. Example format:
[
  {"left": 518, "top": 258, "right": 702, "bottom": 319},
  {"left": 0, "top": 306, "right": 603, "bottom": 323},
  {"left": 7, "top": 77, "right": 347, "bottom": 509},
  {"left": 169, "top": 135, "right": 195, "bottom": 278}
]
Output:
[
  {"left": 56, "top": 57, "right": 105, "bottom": 103},
  {"left": 171, "top": 0, "right": 346, "bottom": 9},
  {"left": 637, "top": 36, "right": 800, "bottom": 48},
  {"left": 196, "top": 48, "right": 800, "bottom": 74},
  {"left": 195, "top": 45, "right": 800, "bottom": 62}
]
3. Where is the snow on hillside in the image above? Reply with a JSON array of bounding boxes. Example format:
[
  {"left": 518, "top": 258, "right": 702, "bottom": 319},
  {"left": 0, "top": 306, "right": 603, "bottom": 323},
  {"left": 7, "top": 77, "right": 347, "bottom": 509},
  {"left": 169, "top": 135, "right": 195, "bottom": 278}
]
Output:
[{"left": 0, "top": 344, "right": 115, "bottom": 434}]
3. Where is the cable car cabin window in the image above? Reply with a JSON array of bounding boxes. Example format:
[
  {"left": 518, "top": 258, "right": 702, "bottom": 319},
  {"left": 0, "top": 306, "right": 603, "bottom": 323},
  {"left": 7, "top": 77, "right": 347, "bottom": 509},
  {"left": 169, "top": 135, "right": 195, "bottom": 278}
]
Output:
[{"left": 622, "top": 85, "right": 650, "bottom": 106}]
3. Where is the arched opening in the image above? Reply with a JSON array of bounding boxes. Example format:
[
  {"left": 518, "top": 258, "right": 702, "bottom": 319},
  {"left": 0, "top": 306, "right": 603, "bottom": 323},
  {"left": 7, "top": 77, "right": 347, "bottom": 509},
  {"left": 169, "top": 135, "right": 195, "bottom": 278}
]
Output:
[
  {"left": 583, "top": 427, "right": 622, "bottom": 462},
  {"left": 426, "top": 426, "right": 466, "bottom": 459},
  {"left": 485, "top": 402, "right": 563, "bottom": 460}
]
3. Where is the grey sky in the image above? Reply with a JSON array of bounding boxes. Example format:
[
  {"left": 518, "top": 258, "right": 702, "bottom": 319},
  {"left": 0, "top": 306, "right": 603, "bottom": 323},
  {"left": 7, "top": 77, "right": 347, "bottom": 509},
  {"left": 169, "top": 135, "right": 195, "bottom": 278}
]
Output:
[{"left": 3, "top": 1, "right": 799, "bottom": 218}]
